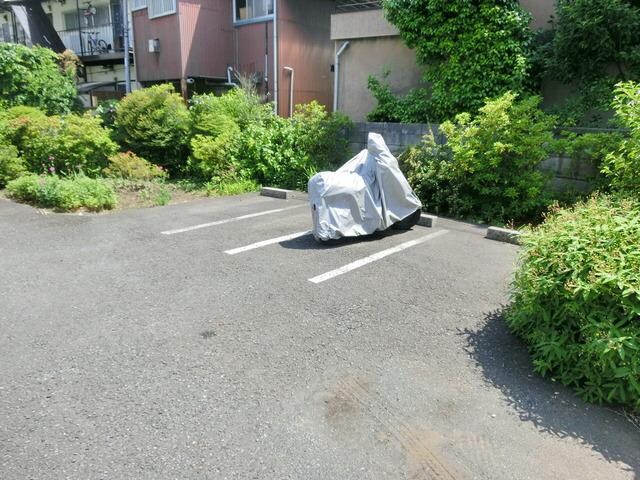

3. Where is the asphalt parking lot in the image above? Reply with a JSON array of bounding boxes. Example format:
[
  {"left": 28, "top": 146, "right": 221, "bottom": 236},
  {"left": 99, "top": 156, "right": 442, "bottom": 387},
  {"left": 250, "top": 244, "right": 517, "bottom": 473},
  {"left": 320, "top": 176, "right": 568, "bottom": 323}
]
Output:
[{"left": 1, "top": 193, "right": 638, "bottom": 479}]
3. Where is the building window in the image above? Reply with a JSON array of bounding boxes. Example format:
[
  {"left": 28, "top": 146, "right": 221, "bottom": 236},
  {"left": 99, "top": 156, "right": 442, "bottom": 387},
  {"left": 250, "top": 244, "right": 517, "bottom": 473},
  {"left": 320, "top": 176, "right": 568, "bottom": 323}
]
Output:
[
  {"left": 234, "top": 0, "right": 273, "bottom": 23},
  {"left": 131, "top": 0, "right": 147, "bottom": 11},
  {"left": 148, "top": 0, "right": 176, "bottom": 19}
]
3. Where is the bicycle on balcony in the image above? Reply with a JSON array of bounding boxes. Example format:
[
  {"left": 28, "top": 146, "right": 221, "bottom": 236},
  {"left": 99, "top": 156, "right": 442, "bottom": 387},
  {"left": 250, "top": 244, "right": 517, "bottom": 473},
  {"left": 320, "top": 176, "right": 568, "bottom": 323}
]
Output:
[
  {"left": 82, "top": 2, "right": 110, "bottom": 54},
  {"left": 82, "top": 30, "right": 109, "bottom": 54}
]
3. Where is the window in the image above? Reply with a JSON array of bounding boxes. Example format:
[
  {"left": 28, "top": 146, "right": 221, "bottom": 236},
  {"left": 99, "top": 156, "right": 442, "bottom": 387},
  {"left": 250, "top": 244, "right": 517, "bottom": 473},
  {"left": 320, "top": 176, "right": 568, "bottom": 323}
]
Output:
[
  {"left": 131, "top": 0, "right": 147, "bottom": 11},
  {"left": 235, "top": 0, "right": 273, "bottom": 22},
  {"left": 148, "top": 0, "right": 176, "bottom": 18}
]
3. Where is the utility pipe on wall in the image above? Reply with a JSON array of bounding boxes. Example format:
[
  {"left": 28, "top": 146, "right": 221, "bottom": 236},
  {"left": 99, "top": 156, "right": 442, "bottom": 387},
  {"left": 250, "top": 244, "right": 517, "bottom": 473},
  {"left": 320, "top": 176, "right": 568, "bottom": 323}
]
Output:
[
  {"left": 272, "top": 0, "right": 278, "bottom": 114},
  {"left": 333, "top": 41, "right": 349, "bottom": 113},
  {"left": 283, "top": 66, "right": 294, "bottom": 117},
  {"left": 122, "top": 0, "right": 131, "bottom": 93}
]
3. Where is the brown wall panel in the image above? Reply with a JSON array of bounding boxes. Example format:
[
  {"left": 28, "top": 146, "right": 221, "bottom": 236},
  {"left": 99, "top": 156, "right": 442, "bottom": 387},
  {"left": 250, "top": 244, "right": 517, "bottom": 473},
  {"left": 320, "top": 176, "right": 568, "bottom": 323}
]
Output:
[
  {"left": 234, "top": 21, "right": 274, "bottom": 100},
  {"left": 180, "top": 0, "right": 234, "bottom": 79},
  {"left": 277, "top": 0, "right": 334, "bottom": 116},
  {"left": 132, "top": 9, "right": 182, "bottom": 82}
]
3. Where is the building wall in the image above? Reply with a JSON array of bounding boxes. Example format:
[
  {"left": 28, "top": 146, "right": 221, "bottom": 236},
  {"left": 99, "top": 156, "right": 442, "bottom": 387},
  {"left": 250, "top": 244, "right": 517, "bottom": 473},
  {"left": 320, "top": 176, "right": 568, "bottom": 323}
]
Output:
[
  {"left": 233, "top": 21, "right": 274, "bottom": 100},
  {"left": 519, "top": 0, "right": 554, "bottom": 30},
  {"left": 132, "top": 8, "right": 182, "bottom": 82},
  {"left": 179, "top": 0, "right": 233, "bottom": 79},
  {"left": 331, "top": 1, "right": 557, "bottom": 121},
  {"left": 277, "top": 0, "right": 334, "bottom": 116}
]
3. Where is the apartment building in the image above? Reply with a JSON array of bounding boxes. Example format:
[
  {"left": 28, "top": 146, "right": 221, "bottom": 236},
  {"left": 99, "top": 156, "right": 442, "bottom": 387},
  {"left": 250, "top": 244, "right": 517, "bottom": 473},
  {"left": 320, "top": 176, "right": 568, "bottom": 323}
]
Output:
[{"left": 131, "top": 0, "right": 335, "bottom": 116}]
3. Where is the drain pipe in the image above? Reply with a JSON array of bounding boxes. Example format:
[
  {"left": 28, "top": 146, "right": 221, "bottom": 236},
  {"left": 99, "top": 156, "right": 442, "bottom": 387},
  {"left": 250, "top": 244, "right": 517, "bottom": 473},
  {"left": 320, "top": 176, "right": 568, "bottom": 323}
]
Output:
[
  {"left": 273, "top": 0, "right": 279, "bottom": 114},
  {"left": 333, "top": 41, "right": 349, "bottom": 112},
  {"left": 283, "top": 66, "right": 294, "bottom": 117},
  {"left": 227, "top": 66, "right": 236, "bottom": 86}
]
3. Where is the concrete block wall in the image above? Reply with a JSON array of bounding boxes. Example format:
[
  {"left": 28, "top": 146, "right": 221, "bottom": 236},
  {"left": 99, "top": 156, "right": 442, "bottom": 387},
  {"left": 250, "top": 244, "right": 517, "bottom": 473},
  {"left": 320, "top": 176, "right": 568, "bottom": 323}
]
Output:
[{"left": 348, "top": 121, "right": 605, "bottom": 192}]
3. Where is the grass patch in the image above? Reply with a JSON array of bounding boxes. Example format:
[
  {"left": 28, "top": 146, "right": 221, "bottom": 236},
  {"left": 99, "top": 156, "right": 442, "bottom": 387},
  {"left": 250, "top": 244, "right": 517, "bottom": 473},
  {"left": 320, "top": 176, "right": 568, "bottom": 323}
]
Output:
[{"left": 6, "top": 174, "right": 117, "bottom": 211}]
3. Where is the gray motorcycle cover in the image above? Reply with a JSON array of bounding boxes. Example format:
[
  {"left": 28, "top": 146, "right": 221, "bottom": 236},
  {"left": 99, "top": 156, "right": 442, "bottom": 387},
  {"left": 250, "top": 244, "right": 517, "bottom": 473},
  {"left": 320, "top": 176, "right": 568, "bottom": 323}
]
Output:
[{"left": 308, "top": 132, "right": 422, "bottom": 241}]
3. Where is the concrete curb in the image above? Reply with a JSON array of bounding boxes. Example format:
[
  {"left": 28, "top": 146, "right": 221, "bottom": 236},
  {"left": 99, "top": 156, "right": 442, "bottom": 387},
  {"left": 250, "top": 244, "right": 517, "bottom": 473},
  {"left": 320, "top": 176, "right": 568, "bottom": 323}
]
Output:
[
  {"left": 260, "top": 187, "right": 291, "bottom": 199},
  {"left": 417, "top": 214, "right": 437, "bottom": 228},
  {"left": 486, "top": 226, "right": 521, "bottom": 245},
  {"left": 260, "top": 187, "right": 308, "bottom": 201}
]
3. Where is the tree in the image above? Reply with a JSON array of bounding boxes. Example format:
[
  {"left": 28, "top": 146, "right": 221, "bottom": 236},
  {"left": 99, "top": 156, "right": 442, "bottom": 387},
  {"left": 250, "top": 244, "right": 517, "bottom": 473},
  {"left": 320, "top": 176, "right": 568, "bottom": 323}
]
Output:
[
  {"left": 381, "top": 0, "right": 532, "bottom": 121},
  {"left": 543, "top": 0, "right": 640, "bottom": 125},
  {"left": 0, "top": 43, "right": 78, "bottom": 115}
]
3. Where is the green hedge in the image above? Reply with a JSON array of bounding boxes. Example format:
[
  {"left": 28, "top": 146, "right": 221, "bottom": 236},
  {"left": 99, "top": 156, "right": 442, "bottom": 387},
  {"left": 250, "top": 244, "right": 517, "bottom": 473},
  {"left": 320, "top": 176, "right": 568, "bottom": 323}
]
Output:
[{"left": 506, "top": 195, "right": 640, "bottom": 410}]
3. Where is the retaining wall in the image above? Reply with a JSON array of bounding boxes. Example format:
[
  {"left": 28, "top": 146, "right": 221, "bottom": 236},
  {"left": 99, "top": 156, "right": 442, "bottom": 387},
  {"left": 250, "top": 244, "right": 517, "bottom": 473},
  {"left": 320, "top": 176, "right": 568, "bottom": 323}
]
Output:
[{"left": 347, "top": 122, "right": 601, "bottom": 192}]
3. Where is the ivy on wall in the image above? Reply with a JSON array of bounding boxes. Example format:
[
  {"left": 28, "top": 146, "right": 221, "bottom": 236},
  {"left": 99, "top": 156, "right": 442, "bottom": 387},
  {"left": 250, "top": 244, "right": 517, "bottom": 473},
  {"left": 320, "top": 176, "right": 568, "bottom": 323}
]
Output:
[{"left": 377, "top": 0, "right": 533, "bottom": 122}]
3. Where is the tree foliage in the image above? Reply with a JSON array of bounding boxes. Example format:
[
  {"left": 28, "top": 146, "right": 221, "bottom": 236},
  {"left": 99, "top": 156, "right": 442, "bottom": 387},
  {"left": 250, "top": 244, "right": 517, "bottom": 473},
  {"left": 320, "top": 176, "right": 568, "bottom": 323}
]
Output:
[
  {"left": 0, "top": 43, "right": 78, "bottom": 115},
  {"left": 380, "top": 0, "right": 532, "bottom": 121},
  {"left": 543, "top": 0, "right": 640, "bottom": 125}
]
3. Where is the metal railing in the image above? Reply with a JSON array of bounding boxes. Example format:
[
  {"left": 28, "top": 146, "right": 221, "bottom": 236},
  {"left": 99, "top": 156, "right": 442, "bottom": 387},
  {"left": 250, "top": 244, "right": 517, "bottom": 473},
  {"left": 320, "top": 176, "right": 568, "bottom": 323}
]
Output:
[
  {"left": 57, "top": 23, "right": 126, "bottom": 56},
  {"left": 336, "top": 0, "right": 383, "bottom": 12}
]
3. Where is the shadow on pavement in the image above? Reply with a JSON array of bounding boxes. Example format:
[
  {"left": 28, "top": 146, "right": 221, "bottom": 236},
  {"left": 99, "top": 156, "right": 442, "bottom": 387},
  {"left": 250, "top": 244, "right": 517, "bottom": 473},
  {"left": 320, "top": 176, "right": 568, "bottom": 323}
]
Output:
[
  {"left": 279, "top": 227, "right": 416, "bottom": 251},
  {"left": 461, "top": 310, "right": 640, "bottom": 476}
]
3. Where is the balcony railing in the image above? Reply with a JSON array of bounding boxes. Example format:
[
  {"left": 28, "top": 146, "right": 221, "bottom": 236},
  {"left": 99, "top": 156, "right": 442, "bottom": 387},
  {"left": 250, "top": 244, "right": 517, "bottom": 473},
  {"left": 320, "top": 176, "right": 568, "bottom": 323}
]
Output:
[
  {"left": 57, "top": 23, "right": 129, "bottom": 57},
  {"left": 336, "top": 0, "right": 382, "bottom": 12}
]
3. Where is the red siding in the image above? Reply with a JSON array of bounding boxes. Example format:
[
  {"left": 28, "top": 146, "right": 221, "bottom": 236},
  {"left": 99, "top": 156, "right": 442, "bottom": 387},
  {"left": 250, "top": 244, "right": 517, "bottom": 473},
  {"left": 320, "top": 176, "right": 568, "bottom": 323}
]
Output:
[
  {"left": 180, "top": 0, "right": 234, "bottom": 79},
  {"left": 132, "top": 9, "right": 182, "bottom": 82},
  {"left": 234, "top": 21, "right": 274, "bottom": 99},
  {"left": 277, "top": 0, "right": 334, "bottom": 116}
]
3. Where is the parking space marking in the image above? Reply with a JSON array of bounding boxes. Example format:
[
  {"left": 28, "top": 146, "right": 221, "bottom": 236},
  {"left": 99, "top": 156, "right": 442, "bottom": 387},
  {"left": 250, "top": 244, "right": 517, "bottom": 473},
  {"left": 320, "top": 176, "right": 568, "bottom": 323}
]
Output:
[
  {"left": 161, "top": 204, "right": 306, "bottom": 235},
  {"left": 308, "top": 230, "right": 449, "bottom": 284},
  {"left": 225, "top": 230, "right": 312, "bottom": 255}
]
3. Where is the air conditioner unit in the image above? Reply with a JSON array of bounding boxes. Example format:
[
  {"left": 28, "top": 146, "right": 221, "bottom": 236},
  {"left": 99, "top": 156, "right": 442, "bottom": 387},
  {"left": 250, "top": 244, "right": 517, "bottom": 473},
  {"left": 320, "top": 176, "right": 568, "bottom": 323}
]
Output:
[{"left": 148, "top": 38, "right": 160, "bottom": 53}]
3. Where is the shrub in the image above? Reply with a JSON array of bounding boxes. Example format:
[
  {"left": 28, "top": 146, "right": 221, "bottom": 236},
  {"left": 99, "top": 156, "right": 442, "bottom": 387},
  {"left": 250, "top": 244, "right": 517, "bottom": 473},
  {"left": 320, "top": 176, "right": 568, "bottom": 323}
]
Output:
[
  {"left": 5, "top": 112, "right": 118, "bottom": 176},
  {"left": 94, "top": 99, "right": 119, "bottom": 129},
  {"left": 381, "top": 0, "right": 532, "bottom": 121},
  {"left": 0, "top": 140, "right": 25, "bottom": 188},
  {"left": 506, "top": 195, "right": 640, "bottom": 410},
  {"left": 552, "top": 131, "right": 625, "bottom": 192},
  {"left": 0, "top": 43, "right": 78, "bottom": 115},
  {"left": 402, "top": 93, "right": 555, "bottom": 224},
  {"left": 230, "top": 102, "right": 352, "bottom": 191},
  {"left": 114, "top": 84, "right": 190, "bottom": 171},
  {"left": 366, "top": 73, "right": 432, "bottom": 123},
  {"left": 103, "top": 151, "right": 167, "bottom": 181},
  {"left": 190, "top": 88, "right": 269, "bottom": 135},
  {"left": 6, "top": 174, "right": 117, "bottom": 211},
  {"left": 290, "top": 101, "right": 352, "bottom": 169},
  {"left": 602, "top": 81, "right": 640, "bottom": 194},
  {"left": 188, "top": 133, "right": 238, "bottom": 181}
]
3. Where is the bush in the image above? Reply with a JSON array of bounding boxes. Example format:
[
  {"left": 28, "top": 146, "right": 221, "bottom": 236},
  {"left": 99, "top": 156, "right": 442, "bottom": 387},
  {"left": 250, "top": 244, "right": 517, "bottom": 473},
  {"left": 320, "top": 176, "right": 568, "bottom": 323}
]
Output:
[
  {"left": 366, "top": 73, "right": 432, "bottom": 123},
  {"left": 190, "top": 88, "right": 269, "bottom": 135},
  {"left": 231, "top": 102, "right": 352, "bottom": 191},
  {"left": 114, "top": 84, "right": 190, "bottom": 171},
  {"left": 188, "top": 133, "right": 238, "bottom": 181},
  {"left": 94, "top": 99, "right": 119, "bottom": 129},
  {"left": 402, "top": 93, "right": 555, "bottom": 224},
  {"left": 5, "top": 112, "right": 118, "bottom": 176},
  {"left": 103, "top": 151, "right": 167, "bottom": 181},
  {"left": 602, "top": 81, "right": 640, "bottom": 194},
  {"left": 506, "top": 195, "right": 640, "bottom": 410},
  {"left": 6, "top": 174, "right": 117, "bottom": 211},
  {"left": 0, "top": 140, "right": 25, "bottom": 188},
  {"left": 552, "top": 131, "right": 624, "bottom": 192},
  {"left": 0, "top": 43, "right": 78, "bottom": 115}
]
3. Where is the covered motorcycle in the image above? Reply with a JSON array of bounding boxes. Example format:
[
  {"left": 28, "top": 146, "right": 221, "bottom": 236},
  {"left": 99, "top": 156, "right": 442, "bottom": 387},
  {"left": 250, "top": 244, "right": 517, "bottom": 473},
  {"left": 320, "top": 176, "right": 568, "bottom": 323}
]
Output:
[{"left": 308, "top": 132, "right": 422, "bottom": 242}]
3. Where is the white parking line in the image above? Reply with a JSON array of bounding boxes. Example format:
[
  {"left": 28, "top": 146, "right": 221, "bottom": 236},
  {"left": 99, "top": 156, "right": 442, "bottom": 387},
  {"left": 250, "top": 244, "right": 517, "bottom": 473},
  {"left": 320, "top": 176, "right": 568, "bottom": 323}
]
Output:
[
  {"left": 308, "top": 230, "right": 449, "bottom": 284},
  {"left": 161, "top": 204, "right": 306, "bottom": 235},
  {"left": 225, "top": 230, "right": 312, "bottom": 255}
]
